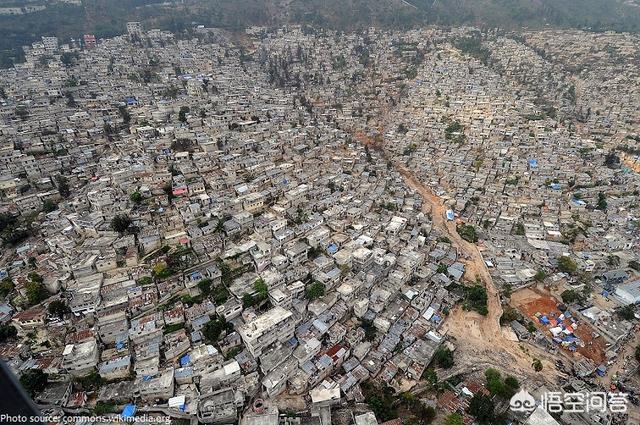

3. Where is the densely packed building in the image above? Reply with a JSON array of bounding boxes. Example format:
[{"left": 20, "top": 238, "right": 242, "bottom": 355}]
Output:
[{"left": 0, "top": 22, "right": 639, "bottom": 425}]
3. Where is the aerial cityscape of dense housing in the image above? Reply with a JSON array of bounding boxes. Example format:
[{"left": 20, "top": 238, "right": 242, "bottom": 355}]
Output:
[{"left": 0, "top": 8, "right": 640, "bottom": 425}]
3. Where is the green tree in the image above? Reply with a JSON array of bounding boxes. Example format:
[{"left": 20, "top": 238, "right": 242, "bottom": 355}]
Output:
[
  {"left": 464, "top": 284, "right": 488, "bottom": 315},
  {"left": 0, "top": 323, "right": 17, "bottom": 342},
  {"left": 110, "top": 214, "right": 132, "bottom": 233},
  {"left": 468, "top": 393, "right": 495, "bottom": 424},
  {"left": 197, "top": 278, "right": 213, "bottom": 295},
  {"left": 42, "top": 199, "right": 58, "bottom": 213},
  {"left": 456, "top": 224, "right": 478, "bottom": 242},
  {"left": 596, "top": 192, "right": 607, "bottom": 211},
  {"left": 557, "top": 256, "right": 577, "bottom": 274},
  {"left": 433, "top": 346, "right": 454, "bottom": 369},
  {"left": 56, "top": 175, "right": 70, "bottom": 198},
  {"left": 561, "top": 289, "right": 584, "bottom": 304},
  {"left": 444, "top": 413, "right": 463, "bottom": 425},
  {"left": 202, "top": 316, "right": 232, "bottom": 343},
  {"left": 76, "top": 371, "right": 103, "bottom": 391},
  {"left": 0, "top": 277, "right": 14, "bottom": 297},
  {"left": 617, "top": 304, "right": 636, "bottom": 321},
  {"left": 20, "top": 369, "right": 48, "bottom": 396},
  {"left": 26, "top": 278, "right": 49, "bottom": 305},
  {"left": 254, "top": 278, "right": 268, "bottom": 299},
  {"left": 504, "top": 376, "right": 520, "bottom": 391},
  {"left": 94, "top": 401, "right": 116, "bottom": 415},
  {"left": 534, "top": 270, "right": 547, "bottom": 282},
  {"left": 502, "top": 283, "right": 512, "bottom": 298},
  {"left": 485, "top": 368, "right": 505, "bottom": 396},
  {"left": 178, "top": 106, "right": 190, "bottom": 123},
  {"left": 130, "top": 191, "right": 143, "bottom": 204},
  {"left": 118, "top": 105, "right": 131, "bottom": 125},
  {"left": 305, "top": 282, "right": 326, "bottom": 300},
  {"left": 532, "top": 358, "right": 543, "bottom": 372},
  {"left": 48, "top": 299, "right": 69, "bottom": 319}
]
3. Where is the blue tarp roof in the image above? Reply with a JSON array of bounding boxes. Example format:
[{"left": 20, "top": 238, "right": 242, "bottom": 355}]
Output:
[
  {"left": 528, "top": 159, "right": 538, "bottom": 168},
  {"left": 180, "top": 354, "right": 190, "bottom": 367},
  {"left": 122, "top": 404, "right": 136, "bottom": 418},
  {"left": 445, "top": 210, "right": 455, "bottom": 221},
  {"left": 327, "top": 244, "right": 338, "bottom": 254},
  {"left": 550, "top": 183, "right": 561, "bottom": 190},
  {"left": 539, "top": 316, "right": 550, "bottom": 325}
]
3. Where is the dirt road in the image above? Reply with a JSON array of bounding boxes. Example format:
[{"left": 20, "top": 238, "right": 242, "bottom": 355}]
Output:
[{"left": 394, "top": 163, "right": 561, "bottom": 383}]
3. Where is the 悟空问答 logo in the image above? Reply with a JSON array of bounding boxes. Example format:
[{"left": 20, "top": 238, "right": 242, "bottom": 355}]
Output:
[{"left": 510, "top": 389, "right": 536, "bottom": 413}]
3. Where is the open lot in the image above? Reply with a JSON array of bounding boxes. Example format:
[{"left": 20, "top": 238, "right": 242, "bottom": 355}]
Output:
[{"left": 511, "top": 288, "right": 607, "bottom": 364}]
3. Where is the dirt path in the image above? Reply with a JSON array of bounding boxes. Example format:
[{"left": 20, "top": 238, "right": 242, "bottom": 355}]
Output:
[{"left": 394, "top": 163, "right": 561, "bottom": 383}]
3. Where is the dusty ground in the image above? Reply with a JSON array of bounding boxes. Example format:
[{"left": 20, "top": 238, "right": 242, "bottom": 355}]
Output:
[
  {"left": 395, "top": 164, "right": 561, "bottom": 385},
  {"left": 510, "top": 287, "right": 607, "bottom": 364}
]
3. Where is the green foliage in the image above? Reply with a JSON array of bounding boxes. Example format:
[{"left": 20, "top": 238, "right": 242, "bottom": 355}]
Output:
[
  {"left": 456, "top": 224, "right": 478, "bottom": 243},
  {"left": 43, "top": 199, "right": 58, "bottom": 213},
  {"left": 76, "top": 371, "right": 103, "bottom": 391},
  {"left": 561, "top": 289, "right": 585, "bottom": 304},
  {"left": 110, "top": 214, "right": 132, "bottom": 234},
  {"left": 421, "top": 368, "right": 438, "bottom": 386},
  {"left": 433, "top": 346, "right": 454, "bottom": 369},
  {"left": 0, "top": 277, "right": 14, "bottom": 297},
  {"left": 437, "top": 263, "right": 448, "bottom": 274},
  {"left": 20, "top": 369, "right": 48, "bottom": 397},
  {"left": 454, "top": 36, "right": 491, "bottom": 65},
  {"left": 26, "top": 278, "right": 49, "bottom": 306},
  {"left": 445, "top": 121, "right": 463, "bottom": 137},
  {"left": 444, "top": 413, "right": 464, "bottom": 425},
  {"left": 635, "top": 345, "right": 640, "bottom": 363},
  {"left": 202, "top": 316, "right": 233, "bottom": 343},
  {"left": 94, "top": 401, "right": 116, "bottom": 415},
  {"left": 532, "top": 358, "right": 543, "bottom": 372},
  {"left": 360, "top": 319, "right": 377, "bottom": 341},
  {"left": 534, "top": 270, "right": 547, "bottom": 282},
  {"left": 56, "top": 175, "right": 70, "bottom": 198},
  {"left": 138, "top": 276, "right": 153, "bottom": 286},
  {"left": 557, "top": 256, "right": 577, "bottom": 274},
  {"left": 130, "top": 191, "right": 143, "bottom": 203},
  {"left": 305, "top": 282, "right": 325, "bottom": 300},
  {"left": 596, "top": 192, "right": 607, "bottom": 211},
  {"left": 464, "top": 284, "right": 488, "bottom": 315},
  {"left": 48, "top": 299, "right": 69, "bottom": 319},
  {"left": 164, "top": 323, "right": 185, "bottom": 334},
  {"left": 502, "top": 283, "right": 512, "bottom": 299},
  {"left": 178, "top": 106, "right": 190, "bottom": 123},
  {"left": 468, "top": 393, "right": 495, "bottom": 424},
  {"left": 484, "top": 368, "right": 519, "bottom": 399},
  {"left": 617, "top": 304, "right": 636, "bottom": 321},
  {"left": 0, "top": 323, "right": 17, "bottom": 342},
  {"left": 361, "top": 381, "right": 398, "bottom": 422}
]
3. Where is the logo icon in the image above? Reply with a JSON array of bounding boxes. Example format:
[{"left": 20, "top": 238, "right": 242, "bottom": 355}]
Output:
[{"left": 510, "top": 389, "right": 536, "bottom": 413}]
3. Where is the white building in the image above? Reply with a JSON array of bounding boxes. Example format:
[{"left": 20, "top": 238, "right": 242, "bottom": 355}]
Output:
[{"left": 237, "top": 306, "right": 297, "bottom": 358}]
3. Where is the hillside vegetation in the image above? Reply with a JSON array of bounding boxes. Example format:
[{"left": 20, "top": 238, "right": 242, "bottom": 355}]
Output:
[{"left": 1, "top": 0, "right": 639, "bottom": 67}]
